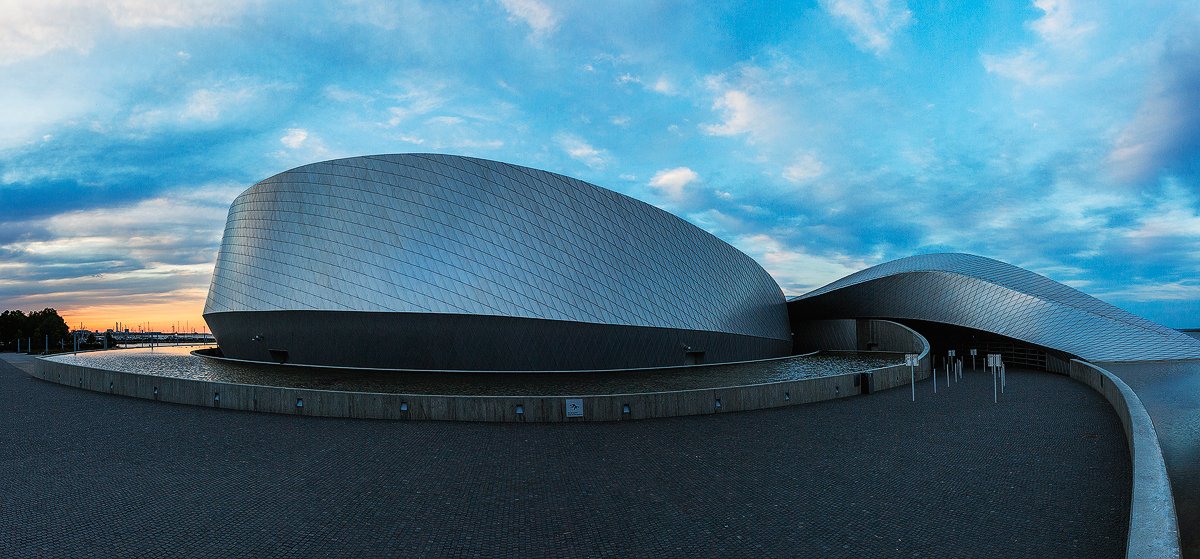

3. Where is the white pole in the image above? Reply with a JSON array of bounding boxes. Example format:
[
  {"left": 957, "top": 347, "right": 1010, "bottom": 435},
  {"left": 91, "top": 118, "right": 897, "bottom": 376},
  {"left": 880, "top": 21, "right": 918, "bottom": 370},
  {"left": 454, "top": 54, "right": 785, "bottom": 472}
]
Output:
[
  {"left": 911, "top": 364, "right": 915, "bottom": 401},
  {"left": 946, "top": 362, "right": 950, "bottom": 387},
  {"left": 993, "top": 366, "right": 997, "bottom": 403},
  {"left": 1001, "top": 364, "right": 1005, "bottom": 393}
]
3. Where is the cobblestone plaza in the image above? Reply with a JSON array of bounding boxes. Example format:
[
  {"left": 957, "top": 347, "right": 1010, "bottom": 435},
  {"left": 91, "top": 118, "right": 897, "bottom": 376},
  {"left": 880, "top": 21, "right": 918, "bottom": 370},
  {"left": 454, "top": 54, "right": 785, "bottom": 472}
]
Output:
[{"left": 1, "top": 357, "right": 1129, "bottom": 558}]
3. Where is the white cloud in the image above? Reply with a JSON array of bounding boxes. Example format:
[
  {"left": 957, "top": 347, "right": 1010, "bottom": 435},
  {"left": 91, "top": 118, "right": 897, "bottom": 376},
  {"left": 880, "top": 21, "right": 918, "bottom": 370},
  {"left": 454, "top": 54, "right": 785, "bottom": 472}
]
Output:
[
  {"left": 819, "top": 0, "right": 912, "bottom": 55},
  {"left": 732, "top": 234, "right": 866, "bottom": 295},
  {"left": 426, "top": 116, "right": 464, "bottom": 126},
  {"left": 497, "top": 0, "right": 557, "bottom": 33},
  {"left": 648, "top": 167, "right": 699, "bottom": 202},
  {"left": 273, "top": 128, "right": 329, "bottom": 159},
  {"left": 183, "top": 89, "right": 222, "bottom": 121},
  {"left": 280, "top": 128, "right": 308, "bottom": 149},
  {"left": 610, "top": 115, "right": 630, "bottom": 126},
  {"left": 451, "top": 138, "right": 503, "bottom": 149},
  {"left": 783, "top": 153, "right": 826, "bottom": 182},
  {"left": 0, "top": 0, "right": 251, "bottom": 65},
  {"left": 1108, "top": 34, "right": 1200, "bottom": 184},
  {"left": 325, "top": 85, "right": 370, "bottom": 103},
  {"left": 1124, "top": 181, "right": 1200, "bottom": 242},
  {"left": 1029, "top": 0, "right": 1095, "bottom": 46},
  {"left": 651, "top": 78, "right": 677, "bottom": 95},
  {"left": 386, "top": 87, "right": 445, "bottom": 125},
  {"left": 182, "top": 85, "right": 261, "bottom": 121},
  {"left": 981, "top": 49, "right": 1059, "bottom": 85},
  {"left": 701, "top": 90, "right": 759, "bottom": 137},
  {"left": 0, "top": 185, "right": 241, "bottom": 328},
  {"left": 1094, "top": 280, "right": 1200, "bottom": 302},
  {"left": 557, "top": 134, "right": 606, "bottom": 169},
  {"left": 980, "top": 0, "right": 1099, "bottom": 89}
]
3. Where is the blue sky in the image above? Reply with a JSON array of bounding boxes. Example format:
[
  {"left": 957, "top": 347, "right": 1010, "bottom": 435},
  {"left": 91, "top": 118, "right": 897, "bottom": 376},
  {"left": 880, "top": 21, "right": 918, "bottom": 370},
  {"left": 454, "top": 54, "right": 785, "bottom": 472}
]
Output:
[{"left": 1, "top": 0, "right": 1199, "bottom": 331}]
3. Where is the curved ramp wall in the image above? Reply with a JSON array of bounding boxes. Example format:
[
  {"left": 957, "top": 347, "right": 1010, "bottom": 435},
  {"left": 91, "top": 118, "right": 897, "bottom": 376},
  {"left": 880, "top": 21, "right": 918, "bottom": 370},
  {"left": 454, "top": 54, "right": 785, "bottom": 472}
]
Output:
[
  {"left": 204, "top": 154, "right": 791, "bottom": 371},
  {"left": 1069, "top": 360, "right": 1181, "bottom": 559},
  {"left": 791, "top": 253, "right": 1200, "bottom": 363}
]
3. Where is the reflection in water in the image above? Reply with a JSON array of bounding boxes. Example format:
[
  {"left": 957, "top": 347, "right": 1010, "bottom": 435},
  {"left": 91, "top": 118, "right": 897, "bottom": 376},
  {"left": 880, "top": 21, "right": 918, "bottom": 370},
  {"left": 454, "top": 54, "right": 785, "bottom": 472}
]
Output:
[{"left": 46, "top": 346, "right": 902, "bottom": 396}]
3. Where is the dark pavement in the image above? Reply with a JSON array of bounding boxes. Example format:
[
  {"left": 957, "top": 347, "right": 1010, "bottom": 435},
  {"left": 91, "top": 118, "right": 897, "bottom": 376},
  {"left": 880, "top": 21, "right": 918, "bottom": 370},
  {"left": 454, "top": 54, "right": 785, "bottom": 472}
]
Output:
[{"left": 0, "top": 358, "right": 1130, "bottom": 558}]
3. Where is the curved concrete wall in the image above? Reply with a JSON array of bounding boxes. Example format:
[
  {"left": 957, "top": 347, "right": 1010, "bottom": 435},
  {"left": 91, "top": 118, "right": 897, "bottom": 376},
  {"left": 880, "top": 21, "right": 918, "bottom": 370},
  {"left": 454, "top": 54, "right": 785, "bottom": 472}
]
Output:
[
  {"left": 29, "top": 320, "right": 929, "bottom": 422},
  {"left": 1069, "top": 360, "right": 1181, "bottom": 559}
]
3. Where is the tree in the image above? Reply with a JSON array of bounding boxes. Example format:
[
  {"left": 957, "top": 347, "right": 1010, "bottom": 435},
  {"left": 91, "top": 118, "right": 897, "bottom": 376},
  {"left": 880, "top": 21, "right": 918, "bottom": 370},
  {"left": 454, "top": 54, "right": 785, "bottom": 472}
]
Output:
[
  {"left": 27, "top": 308, "right": 69, "bottom": 352},
  {"left": 0, "top": 310, "right": 29, "bottom": 351}
]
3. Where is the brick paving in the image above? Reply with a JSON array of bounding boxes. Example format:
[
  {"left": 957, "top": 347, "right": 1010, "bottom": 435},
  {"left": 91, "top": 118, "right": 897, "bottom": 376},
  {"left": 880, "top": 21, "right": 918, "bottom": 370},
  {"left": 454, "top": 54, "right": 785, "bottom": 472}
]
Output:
[{"left": 0, "top": 358, "right": 1129, "bottom": 558}]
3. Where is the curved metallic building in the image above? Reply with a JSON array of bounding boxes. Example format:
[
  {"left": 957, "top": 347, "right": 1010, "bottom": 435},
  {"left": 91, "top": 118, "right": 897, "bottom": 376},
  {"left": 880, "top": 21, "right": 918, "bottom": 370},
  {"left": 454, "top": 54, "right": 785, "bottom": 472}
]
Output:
[
  {"left": 203, "top": 154, "right": 792, "bottom": 371},
  {"left": 791, "top": 252, "right": 1200, "bottom": 362}
]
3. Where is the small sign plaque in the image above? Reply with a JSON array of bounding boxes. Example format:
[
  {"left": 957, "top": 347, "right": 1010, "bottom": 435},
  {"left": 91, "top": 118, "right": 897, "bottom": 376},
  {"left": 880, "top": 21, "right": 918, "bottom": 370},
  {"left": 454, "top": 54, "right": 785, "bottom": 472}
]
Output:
[
  {"left": 948, "top": 350, "right": 956, "bottom": 357},
  {"left": 905, "top": 354, "right": 919, "bottom": 367},
  {"left": 970, "top": 349, "right": 977, "bottom": 356},
  {"left": 565, "top": 398, "right": 584, "bottom": 418}
]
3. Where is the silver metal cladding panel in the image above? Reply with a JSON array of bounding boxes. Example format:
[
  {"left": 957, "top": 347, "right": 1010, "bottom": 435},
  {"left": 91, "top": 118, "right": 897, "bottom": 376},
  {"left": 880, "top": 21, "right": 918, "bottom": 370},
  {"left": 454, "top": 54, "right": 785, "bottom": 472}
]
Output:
[
  {"left": 793, "top": 253, "right": 1200, "bottom": 362},
  {"left": 204, "top": 154, "right": 790, "bottom": 341}
]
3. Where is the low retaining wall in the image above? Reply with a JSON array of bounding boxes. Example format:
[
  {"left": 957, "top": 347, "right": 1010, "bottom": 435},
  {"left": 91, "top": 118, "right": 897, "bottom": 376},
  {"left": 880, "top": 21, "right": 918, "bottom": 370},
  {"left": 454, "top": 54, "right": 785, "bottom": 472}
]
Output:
[
  {"left": 1069, "top": 360, "right": 1180, "bottom": 559},
  {"left": 30, "top": 320, "right": 930, "bottom": 423},
  {"left": 795, "top": 319, "right": 932, "bottom": 393}
]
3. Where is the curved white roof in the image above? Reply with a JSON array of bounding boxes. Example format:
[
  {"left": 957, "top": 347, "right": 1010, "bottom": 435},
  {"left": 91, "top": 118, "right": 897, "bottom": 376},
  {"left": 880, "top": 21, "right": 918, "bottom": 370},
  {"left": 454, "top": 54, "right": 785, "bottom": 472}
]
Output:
[{"left": 793, "top": 253, "right": 1200, "bottom": 362}]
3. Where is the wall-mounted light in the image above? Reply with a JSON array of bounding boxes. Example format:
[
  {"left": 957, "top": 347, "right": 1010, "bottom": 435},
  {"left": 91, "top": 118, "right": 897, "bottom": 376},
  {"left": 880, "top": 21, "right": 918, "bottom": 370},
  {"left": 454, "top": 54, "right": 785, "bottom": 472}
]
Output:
[
  {"left": 296, "top": 398, "right": 303, "bottom": 408},
  {"left": 214, "top": 392, "right": 220, "bottom": 403},
  {"left": 400, "top": 402, "right": 408, "bottom": 411},
  {"left": 515, "top": 404, "right": 524, "bottom": 414},
  {"left": 153, "top": 387, "right": 158, "bottom": 395},
  {"left": 715, "top": 398, "right": 721, "bottom": 409},
  {"left": 784, "top": 392, "right": 790, "bottom": 401},
  {"left": 622, "top": 404, "right": 630, "bottom": 413}
]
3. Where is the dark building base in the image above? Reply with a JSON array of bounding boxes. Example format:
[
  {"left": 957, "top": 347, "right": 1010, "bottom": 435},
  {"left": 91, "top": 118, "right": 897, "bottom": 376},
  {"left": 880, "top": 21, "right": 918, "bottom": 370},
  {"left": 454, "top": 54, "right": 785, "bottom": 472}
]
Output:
[{"left": 202, "top": 310, "right": 792, "bottom": 371}]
